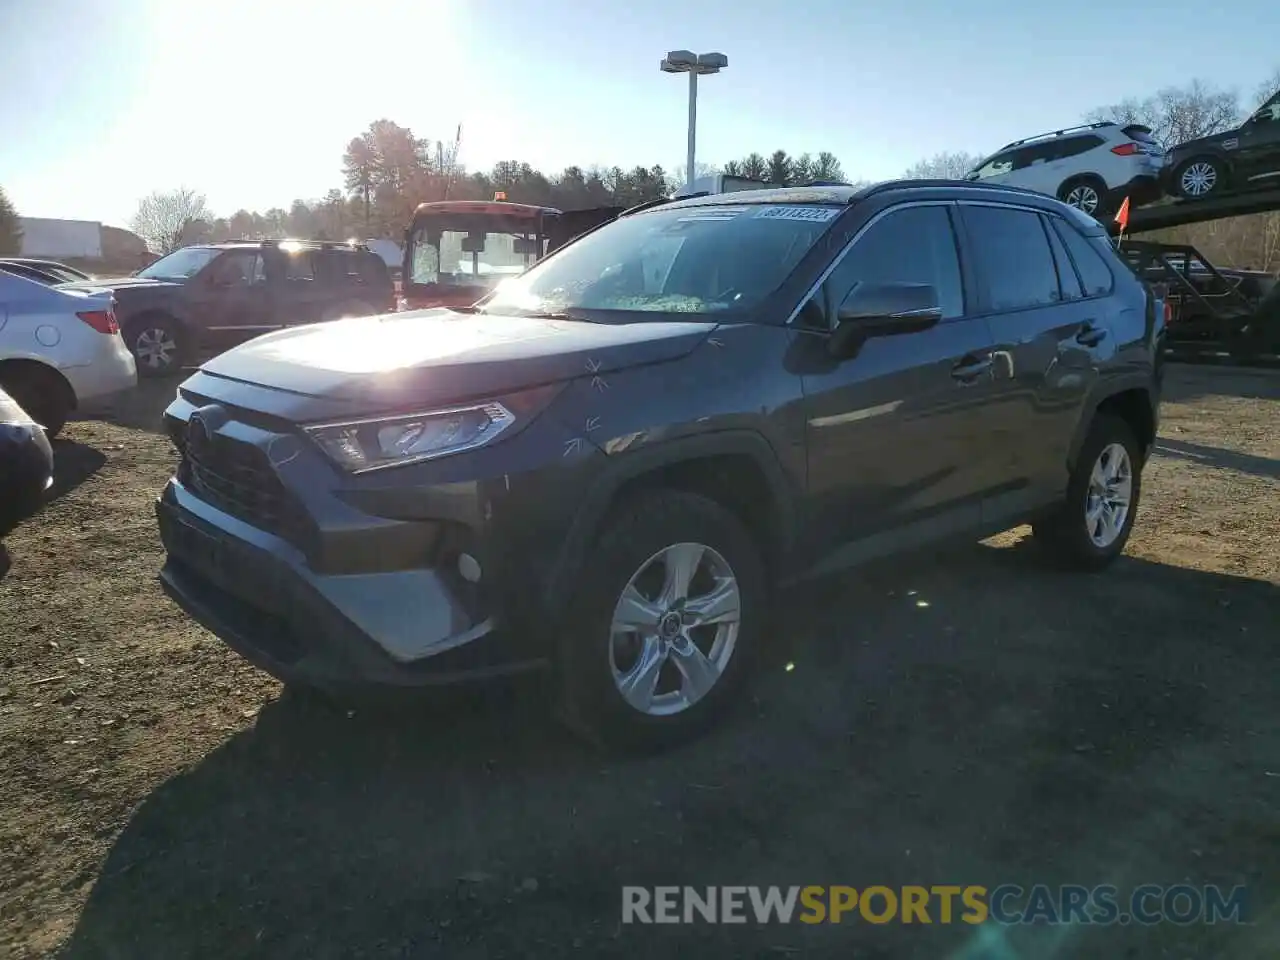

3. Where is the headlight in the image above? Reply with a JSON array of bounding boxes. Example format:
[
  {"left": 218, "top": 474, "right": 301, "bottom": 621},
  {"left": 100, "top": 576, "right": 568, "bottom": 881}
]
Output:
[{"left": 306, "top": 402, "right": 516, "bottom": 473}]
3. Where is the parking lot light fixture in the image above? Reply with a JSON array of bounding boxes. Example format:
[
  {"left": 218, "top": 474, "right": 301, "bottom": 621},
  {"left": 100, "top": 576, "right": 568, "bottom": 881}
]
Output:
[{"left": 660, "top": 50, "right": 728, "bottom": 188}]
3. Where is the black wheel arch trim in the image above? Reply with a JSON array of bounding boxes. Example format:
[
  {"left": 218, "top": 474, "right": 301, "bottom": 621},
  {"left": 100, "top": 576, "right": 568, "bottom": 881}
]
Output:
[
  {"left": 1067, "top": 377, "right": 1157, "bottom": 471},
  {"left": 543, "top": 429, "right": 797, "bottom": 609}
]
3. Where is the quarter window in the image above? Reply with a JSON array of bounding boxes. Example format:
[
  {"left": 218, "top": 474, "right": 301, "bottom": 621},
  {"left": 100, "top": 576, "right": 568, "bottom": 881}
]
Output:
[
  {"left": 1043, "top": 216, "right": 1084, "bottom": 300},
  {"left": 817, "top": 205, "right": 965, "bottom": 327},
  {"left": 962, "top": 205, "right": 1061, "bottom": 311},
  {"left": 1052, "top": 219, "right": 1115, "bottom": 297}
]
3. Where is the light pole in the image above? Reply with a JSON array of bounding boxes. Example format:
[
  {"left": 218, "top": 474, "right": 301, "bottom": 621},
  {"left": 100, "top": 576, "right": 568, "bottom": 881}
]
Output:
[{"left": 660, "top": 50, "right": 728, "bottom": 189}]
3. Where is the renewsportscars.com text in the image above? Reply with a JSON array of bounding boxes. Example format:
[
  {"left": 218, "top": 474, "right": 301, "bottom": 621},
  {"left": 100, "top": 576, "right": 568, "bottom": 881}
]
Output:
[{"left": 621, "top": 884, "right": 1250, "bottom": 925}]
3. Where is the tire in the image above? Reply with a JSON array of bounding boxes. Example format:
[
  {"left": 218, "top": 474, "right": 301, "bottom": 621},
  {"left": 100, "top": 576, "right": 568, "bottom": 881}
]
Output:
[
  {"left": 125, "top": 315, "right": 185, "bottom": 377},
  {"left": 0, "top": 363, "right": 73, "bottom": 439},
  {"left": 1057, "top": 176, "right": 1110, "bottom": 218},
  {"left": 555, "top": 490, "right": 767, "bottom": 753},
  {"left": 1032, "top": 415, "right": 1143, "bottom": 571},
  {"left": 1173, "top": 156, "right": 1225, "bottom": 200}
]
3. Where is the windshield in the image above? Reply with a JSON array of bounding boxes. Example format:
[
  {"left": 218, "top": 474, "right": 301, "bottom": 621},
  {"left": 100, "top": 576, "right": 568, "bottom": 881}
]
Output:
[
  {"left": 481, "top": 203, "right": 840, "bottom": 318},
  {"left": 136, "top": 247, "right": 221, "bottom": 281},
  {"left": 409, "top": 227, "right": 544, "bottom": 290}
]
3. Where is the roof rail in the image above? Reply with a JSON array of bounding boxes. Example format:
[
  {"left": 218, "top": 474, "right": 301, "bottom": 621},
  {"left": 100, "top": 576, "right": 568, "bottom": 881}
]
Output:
[
  {"left": 248, "top": 237, "right": 370, "bottom": 251},
  {"left": 998, "top": 121, "right": 1116, "bottom": 152},
  {"left": 619, "top": 197, "right": 677, "bottom": 217}
]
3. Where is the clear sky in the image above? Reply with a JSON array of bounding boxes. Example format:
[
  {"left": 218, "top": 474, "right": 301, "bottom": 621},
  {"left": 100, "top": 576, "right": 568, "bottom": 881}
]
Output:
[{"left": 1, "top": 0, "right": 1276, "bottom": 228}]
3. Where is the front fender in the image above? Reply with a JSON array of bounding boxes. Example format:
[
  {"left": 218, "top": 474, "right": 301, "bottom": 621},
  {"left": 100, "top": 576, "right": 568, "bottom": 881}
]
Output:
[{"left": 544, "top": 429, "right": 797, "bottom": 610}]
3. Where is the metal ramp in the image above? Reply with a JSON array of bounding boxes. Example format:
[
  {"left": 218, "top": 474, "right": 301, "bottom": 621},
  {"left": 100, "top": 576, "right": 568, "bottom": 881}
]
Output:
[{"left": 1110, "top": 187, "right": 1280, "bottom": 235}]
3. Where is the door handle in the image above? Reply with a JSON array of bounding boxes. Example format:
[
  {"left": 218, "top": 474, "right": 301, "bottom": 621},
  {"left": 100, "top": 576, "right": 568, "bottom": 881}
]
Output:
[
  {"left": 951, "top": 355, "right": 993, "bottom": 382},
  {"left": 1076, "top": 322, "right": 1107, "bottom": 347}
]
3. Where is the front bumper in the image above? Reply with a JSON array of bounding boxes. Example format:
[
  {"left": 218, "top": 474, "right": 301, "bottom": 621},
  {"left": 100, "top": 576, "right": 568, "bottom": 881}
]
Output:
[{"left": 156, "top": 481, "right": 545, "bottom": 689}]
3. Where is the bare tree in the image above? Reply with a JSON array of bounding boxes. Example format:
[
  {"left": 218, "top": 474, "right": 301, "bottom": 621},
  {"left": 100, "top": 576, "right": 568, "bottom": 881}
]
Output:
[
  {"left": 903, "top": 151, "right": 984, "bottom": 180},
  {"left": 0, "top": 186, "right": 21, "bottom": 256},
  {"left": 1087, "top": 79, "right": 1241, "bottom": 150},
  {"left": 130, "top": 188, "right": 211, "bottom": 255},
  {"left": 1254, "top": 67, "right": 1280, "bottom": 109}
]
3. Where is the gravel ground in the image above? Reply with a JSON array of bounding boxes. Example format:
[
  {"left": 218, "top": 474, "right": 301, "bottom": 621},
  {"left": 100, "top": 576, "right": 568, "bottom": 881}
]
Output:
[{"left": 1, "top": 365, "right": 1277, "bottom": 959}]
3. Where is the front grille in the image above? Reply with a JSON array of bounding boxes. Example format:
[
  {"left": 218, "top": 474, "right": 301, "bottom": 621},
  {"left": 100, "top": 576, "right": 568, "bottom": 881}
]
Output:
[{"left": 179, "top": 433, "right": 309, "bottom": 546}]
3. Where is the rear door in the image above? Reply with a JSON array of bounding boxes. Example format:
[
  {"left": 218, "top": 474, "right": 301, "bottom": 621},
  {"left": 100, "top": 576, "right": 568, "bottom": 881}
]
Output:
[
  {"left": 795, "top": 201, "right": 999, "bottom": 557},
  {"left": 265, "top": 248, "right": 331, "bottom": 326},
  {"left": 956, "top": 202, "right": 1102, "bottom": 518}
]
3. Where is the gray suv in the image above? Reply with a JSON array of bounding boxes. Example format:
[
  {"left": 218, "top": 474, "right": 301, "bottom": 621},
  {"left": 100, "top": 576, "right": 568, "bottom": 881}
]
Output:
[{"left": 154, "top": 181, "right": 1166, "bottom": 752}]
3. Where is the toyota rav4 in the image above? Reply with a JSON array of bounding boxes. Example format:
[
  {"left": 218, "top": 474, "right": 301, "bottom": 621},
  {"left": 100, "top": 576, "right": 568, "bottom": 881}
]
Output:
[{"left": 155, "top": 181, "right": 1165, "bottom": 751}]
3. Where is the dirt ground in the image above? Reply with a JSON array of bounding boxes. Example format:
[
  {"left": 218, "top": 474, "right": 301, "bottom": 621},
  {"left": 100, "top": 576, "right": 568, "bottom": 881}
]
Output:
[{"left": 1, "top": 366, "right": 1278, "bottom": 959}]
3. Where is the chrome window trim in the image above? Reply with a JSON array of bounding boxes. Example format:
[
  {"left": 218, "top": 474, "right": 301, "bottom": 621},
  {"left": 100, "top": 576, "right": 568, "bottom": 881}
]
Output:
[{"left": 785, "top": 199, "right": 957, "bottom": 327}]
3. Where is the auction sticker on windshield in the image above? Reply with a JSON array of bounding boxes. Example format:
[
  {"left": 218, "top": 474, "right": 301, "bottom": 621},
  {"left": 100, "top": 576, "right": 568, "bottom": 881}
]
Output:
[{"left": 753, "top": 206, "right": 839, "bottom": 222}]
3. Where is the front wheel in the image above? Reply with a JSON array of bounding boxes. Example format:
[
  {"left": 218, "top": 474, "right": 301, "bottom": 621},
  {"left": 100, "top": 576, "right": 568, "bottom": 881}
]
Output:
[
  {"left": 1174, "top": 157, "right": 1224, "bottom": 200},
  {"left": 1032, "top": 415, "right": 1143, "bottom": 570},
  {"left": 556, "top": 490, "right": 767, "bottom": 753}
]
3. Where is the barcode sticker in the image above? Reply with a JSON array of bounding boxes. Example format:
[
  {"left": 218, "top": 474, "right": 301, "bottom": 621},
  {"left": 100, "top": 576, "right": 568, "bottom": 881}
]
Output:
[{"left": 753, "top": 206, "right": 839, "bottom": 222}]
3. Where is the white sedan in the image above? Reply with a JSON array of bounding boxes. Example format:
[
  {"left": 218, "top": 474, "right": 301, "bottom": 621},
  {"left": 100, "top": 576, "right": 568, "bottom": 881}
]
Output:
[{"left": 0, "top": 271, "right": 137, "bottom": 438}]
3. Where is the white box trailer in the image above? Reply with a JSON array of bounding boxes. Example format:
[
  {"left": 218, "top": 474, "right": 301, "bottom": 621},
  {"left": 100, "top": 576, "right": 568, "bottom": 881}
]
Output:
[
  {"left": 673, "top": 174, "right": 776, "bottom": 199},
  {"left": 18, "top": 217, "right": 103, "bottom": 259}
]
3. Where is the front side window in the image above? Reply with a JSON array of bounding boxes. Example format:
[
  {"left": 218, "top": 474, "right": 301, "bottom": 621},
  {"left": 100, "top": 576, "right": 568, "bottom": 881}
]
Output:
[
  {"left": 1249, "top": 95, "right": 1280, "bottom": 124},
  {"left": 136, "top": 247, "right": 221, "bottom": 281},
  {"left": 816, "top": 205, "right": 965, "bottom": 328},
  {"left": 205, "top": 250, "right": 264, "bottom": 286},
  {"left": 962, "top": 205, "right": 1062, "bottom": 311},
  {"left": 481, "top": 203, "right": 842, "bottom": 319}
]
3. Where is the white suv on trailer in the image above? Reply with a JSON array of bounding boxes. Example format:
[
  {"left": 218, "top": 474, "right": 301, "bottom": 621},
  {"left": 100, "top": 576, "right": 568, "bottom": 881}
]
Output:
[{"left": 965, "top": 122, "right": 1166, "bottom": 217}]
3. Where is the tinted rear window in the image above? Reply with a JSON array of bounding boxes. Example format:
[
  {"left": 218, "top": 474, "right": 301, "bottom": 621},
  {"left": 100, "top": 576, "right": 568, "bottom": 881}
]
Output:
[
  {"left": 1052, "top": 220, "right": 1116, "bottom": 297},
  {"left": 1121, "top": 125, "right": 1159, "bottom": 145}
]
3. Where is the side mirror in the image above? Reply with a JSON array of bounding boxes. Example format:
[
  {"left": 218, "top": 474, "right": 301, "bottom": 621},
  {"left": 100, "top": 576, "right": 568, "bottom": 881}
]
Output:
[{"left": 829, "top": 282, "right": 942, "bottom": 357}]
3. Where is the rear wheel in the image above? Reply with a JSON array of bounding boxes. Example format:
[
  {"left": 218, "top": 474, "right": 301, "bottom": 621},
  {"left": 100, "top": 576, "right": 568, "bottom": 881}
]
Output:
[
  {"left": 1174, "top": 156, "right": 1224, "bottom": 200},
  {"left": 1057, "top": 176, "right": 1110, "bottom": 218},
  {"left": 0, "top": 362, "right": 73, "bottom": 439},
  {"left": 126, "top": 315, "right": 185, "bottom": 377},
  {"left": 1032, "top": 415, "right": 1142, "bottom": 570},
  {"left": 556, "top": 490, "right": 767, "bottom": 753}
]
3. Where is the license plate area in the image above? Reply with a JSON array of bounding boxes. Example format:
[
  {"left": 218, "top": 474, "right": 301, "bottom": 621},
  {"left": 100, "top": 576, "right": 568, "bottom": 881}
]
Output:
[{"left": 163, "top": 509, "right": 286, "bottom": 614}]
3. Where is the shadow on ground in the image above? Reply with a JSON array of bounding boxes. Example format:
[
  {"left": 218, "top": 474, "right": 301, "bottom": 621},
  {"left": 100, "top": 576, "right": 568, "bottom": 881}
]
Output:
[
  {"left": 76, "top": 376, "right": 181, "bottom": 435},
  {"left": 1162, "top": 362, "right": 1280, "bottom": 403},
  {"left": 58, "top": 541, "right": 1280, "bottom": 959},
  {"left": 47, "top": 440, "right": 108, "bottom": 502},
  {"left": 1154, "top": 437, "right": 1280, "bottom": 480}
]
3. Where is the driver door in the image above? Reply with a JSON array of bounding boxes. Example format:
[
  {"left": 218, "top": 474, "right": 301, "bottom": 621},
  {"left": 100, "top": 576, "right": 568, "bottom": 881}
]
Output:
[
  {"left": 189, "top": 250, "right": 274, "bottom": 354},
  {"left": 795, "top": 202, "right": 999, "bottom": 558},
  {"left": 1236, "top": 96, "right": 1280, "bottom": 187}
]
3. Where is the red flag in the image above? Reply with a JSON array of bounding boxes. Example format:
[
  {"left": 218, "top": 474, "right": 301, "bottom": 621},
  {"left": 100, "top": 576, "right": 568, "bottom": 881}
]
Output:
[{"left": 1114, "top": 196, "right": 1131, "bottom": 232}]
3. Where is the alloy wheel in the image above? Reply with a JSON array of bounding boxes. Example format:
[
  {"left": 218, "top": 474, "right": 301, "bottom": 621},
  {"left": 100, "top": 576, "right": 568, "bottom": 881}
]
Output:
[
  {"left": 1180, "top": 162, "right": 1218, "bottom": 197},
  {"left": 1065, "top": 184, "right": 1101, "bottom": 213},
  {"left": 608, "top": 541, "right": 741, "bottom": 717},
  {"left": 134, "top": 327, "right": 178, "bottom": 370},
  {"left": 1085, "top": 442, "right": 1133, "bottom": 548}
]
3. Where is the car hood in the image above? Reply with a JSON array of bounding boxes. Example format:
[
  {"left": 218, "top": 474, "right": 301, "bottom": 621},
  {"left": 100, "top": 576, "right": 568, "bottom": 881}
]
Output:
[
  {"left": 56, "top": 276, "right": 182, "bottom": 294},
  {"left": 1169, "top": 130, "right": 1238, "bottom": 156},
  {"left": 198, "top": 308, "right": 718, "bottom": 407}
]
